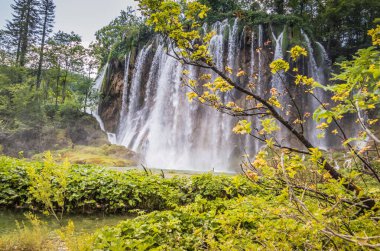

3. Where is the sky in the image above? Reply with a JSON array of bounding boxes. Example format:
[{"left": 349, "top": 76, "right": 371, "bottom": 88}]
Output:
[{"left": 0, "top": 0, "right": 138, "bottom": 46}]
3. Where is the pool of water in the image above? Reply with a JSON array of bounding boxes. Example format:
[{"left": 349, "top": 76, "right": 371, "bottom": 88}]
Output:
[{"left": 0, "top": 210, "right": 131, "bottom": 235}]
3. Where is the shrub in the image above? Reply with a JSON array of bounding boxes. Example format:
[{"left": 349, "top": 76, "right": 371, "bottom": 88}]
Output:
[
  {"left": 0, "top": 156, "right": 257, "bottom": 214},
  {"left": 91, "top": 192, "right": 380, "bottom": 250}
]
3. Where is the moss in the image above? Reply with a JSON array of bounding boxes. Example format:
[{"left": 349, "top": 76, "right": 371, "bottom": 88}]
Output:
[
  {"left": 32, "top": 145, "right": 137, "bottom": 167},
  {"left": 282, "top": 26, "right": 289, "bottom": 54},
  {"left": 289, "top": 28, "right": 305, "bottom": 47},
  {"left": 243, "top": 11, "right": 306, "bottom": 27}
]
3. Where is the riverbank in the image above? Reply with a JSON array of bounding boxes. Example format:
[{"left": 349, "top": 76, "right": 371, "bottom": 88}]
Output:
[
  {"left": 0, "top": 155, "right": 257, "bottom": 250},
  {"left": 0, "top": 155, "right": 379, "bottom": 250}
]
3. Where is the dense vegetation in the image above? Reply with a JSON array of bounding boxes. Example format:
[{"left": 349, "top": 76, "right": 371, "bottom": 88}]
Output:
[
  {"left": 0, "top": 155, "right": 256, "bottom": 214},
  {"left": 135, "top": 0, "right": 380, "bottom": 248},
  {"left": 91, "top": 193, "right": 379, "bottom": 250},
  {"left": 0, "top": 0, "right": 108, "bottom": 157},
  {"left": 92, "top": 0, "right": 380, "bottom": 62},
  {"left": 0, "top": 0, "right": 379, "bottom": 250},
  {"left": 91, "top": 7, "right": 152, "bottom": 67},
  {"left": 0, "top": 155, "right": 378, "bottom": 250},
  {"left": 197, "top": 0, "right": 380, "bottom": 60}
]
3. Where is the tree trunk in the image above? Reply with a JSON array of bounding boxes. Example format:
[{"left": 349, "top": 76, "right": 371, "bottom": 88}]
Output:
[
  {"left": 55, "top": 67, "right": 61, "bottom": 108},
  {"left": 19, "top": 0, "right": 32, "bottom": 67},
  {"left": 15, "top": 8, "right": 26, "bottom": 66},
  {"left": 61, "top": 70, "right": 68, "bottom": 103},
  {"left": 36, "top": 5, "right": 49, "bottom": 89}
]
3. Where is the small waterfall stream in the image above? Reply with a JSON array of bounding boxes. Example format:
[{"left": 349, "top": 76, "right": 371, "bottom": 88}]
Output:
[
  {"left": 257, "top": 24, "right": 264, "bottom": 92},
  {"left": 88, "top": 65, "right": 117, "bottom": 144},
  {"left": 119, "top": 45, "right": 153, "bottom": 147},
  {"left": 95, "top": 20, "right": 354, "bottom": 172},
  {"left": 271, "top": 29, "right": 285, "bottom": 93},
  {"left": 117, "top": 52, "right": 131, "bottom": 139},
  {"left": 302, "top": 30, "right": 329, "bottom": 148},
  {"left": 227, "top": 18, "right": 239, "bottom": 72}
]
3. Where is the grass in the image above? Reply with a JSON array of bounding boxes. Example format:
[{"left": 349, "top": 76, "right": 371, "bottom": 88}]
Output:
[
  {"left": 0, "top": 211, "right": 131, "bottom": 251},
  {"left": 32, "top": 144, "right": 137, "bottom": 167},
  {"left": 0, "top": 213, "right": 57, "bottom": 251}
]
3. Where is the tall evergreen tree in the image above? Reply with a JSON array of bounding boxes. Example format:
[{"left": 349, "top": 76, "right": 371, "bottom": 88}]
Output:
[
  {"left": 0, "top": 30, "right": 13, "bottom": 65},
  {"left": 36, "top": 0, "right": 55, "bottom": 89},
  {"left": 5, "top": 0, "right": 40, "bottom": 67}
]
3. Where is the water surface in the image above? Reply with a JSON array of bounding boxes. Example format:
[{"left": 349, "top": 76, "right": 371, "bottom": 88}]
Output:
[{"left": 0, "top": 210, "right": 131, "bottom": 235}]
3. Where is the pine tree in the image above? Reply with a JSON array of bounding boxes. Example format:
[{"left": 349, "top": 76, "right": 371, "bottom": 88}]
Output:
[
  {"left": 5, "top": 0, "right": 40, "bottom": 67},
  {"left": 36, "top": 0, "right": 55, "bottom": 89},
  {"left": 0, "top": 30, "right": 13, "bottom": 65},
  {"left": 5, "top": 0, "right": 25, "bottom": 64}
]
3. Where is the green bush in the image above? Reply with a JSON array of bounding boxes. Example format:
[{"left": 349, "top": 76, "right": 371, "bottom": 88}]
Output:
[
  {"left": 91, "top": 192, "right": 380, "bottom": 250},
  {"left": 0, "top": 157, "right": 31, "bottom": 207},
  {"left": 58, "top": 100, "right": 83, "bottom": 122},
  {"left": 89, "top": 195, "right": 347, "bottom": 250},
  {"left": 0, "top": 156, "right": 257, "bottom": 214}
]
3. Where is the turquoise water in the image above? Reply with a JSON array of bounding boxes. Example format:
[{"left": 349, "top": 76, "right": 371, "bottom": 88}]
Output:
[{"left": 0, "top": 210, "right": 131, "bottom": 235}]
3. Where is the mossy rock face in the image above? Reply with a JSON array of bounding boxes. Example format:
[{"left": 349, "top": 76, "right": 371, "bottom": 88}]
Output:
[{"left": 0, "top": 114, "right": 109, "bottom": 158}]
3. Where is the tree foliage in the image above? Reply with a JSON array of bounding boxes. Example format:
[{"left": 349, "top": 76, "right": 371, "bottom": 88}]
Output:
[
  {"left": 5, "top": 0, "right": 40, "bottom": 67},
  {"left": 138, "top": 0, "right": 380, "bottom": 247},
  {"left": 36, "top": 0, "right": 55, "bottom": 88},
  {"left": 195, "top": 0, "right": 380, "bottom": 59},
  {"left": 0, "top": 1, "right": 100, "bottom": 135},
  {"left": 92, "top": 7, "right": 150, "bottom": 66}
]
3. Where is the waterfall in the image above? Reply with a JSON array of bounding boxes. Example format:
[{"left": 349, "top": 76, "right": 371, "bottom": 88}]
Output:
[
  {"left": 209, "top": 20, "right": 228, "bottom": 71},
  {"left": 302, "top": 30, "right": 322, "bottom": 83},
  {"left": 103, "top": 21, "right": 349, "bottom": 172},
  {"left": 119, "top": 44, "right": 153, "bottom": 147},
  {"left": 87, "top": 65, "right": 117, "bottom": 144},
  {"left": 270, "top": 28, "right": 289, "bottom": 144},
  {"left": 258, "top": 25, "right": 263, "bottom": 47},
  {"left": 246, "top": 30, "right": 261, "bottom": 155},
  {"left": 227, "top": 18, "right": 239, "bottom": 72},
  {"left": 250, "top": 31, "right": 255, "bottom": 82},
  {"left": 117, "top": 52, "right": 131, "bottom": 140},
  {"left": 257, "top": 24, "right": 264, "bottom": 92},
  {"left": 271, "top": 29, "right": 285, "bottom": 92},
  {"left": 129, "top": 44, "right": 165, "bottom": 150},
  {"left": 114, "top": 20, "right": 243, "bottom": 172},
  {"left": 316, "top": 42, "right": 331, "bottom": 69},
  {"left": 302, "top": 30, "right": 329, "bottom": 148}
]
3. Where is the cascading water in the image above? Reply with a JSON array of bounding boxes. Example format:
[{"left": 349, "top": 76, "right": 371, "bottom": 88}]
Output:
[
  {"left": 96, "top": 20, "right": 357, "bottom": 172},
  {"left": 271, "top": 29, "right": 285, "bottom": 93},
  {"left": 301, "top": 30, "right": 329, "bottom": 148},
  {"left": 87, "top": 65, "right": 117, "bottom": 144},
  {"left": 316, "top": 42, "right": 331, "bottom": 70},
  {"left": 119, "top": 44, "right": 153, "bottom": 147},
  {"left": 227, "top": 18, "right": 239, "bottom": 73},
  {"left": 270, "top": 28, "right": 290, "bottom": 144},
  {"left": 250, "top": 31, "right": 255, "bottom": 83},
  {"left": 114, "top": 20, "right": 242, "bottom": 172},
  {"left": 245, "top": 30, "right": 261, "bottom": 154},
  {"left": 209, "top": 20, "right": 228, "bottom": 71},
  {"left": 129, "top": 43, "right": 165, "bottom": 150},
  {"left": 257, "top": 24, "right": 264, "bottom": 93},
  {"left": 117, "top": 52, "right": 131, "bottom": 139}
]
